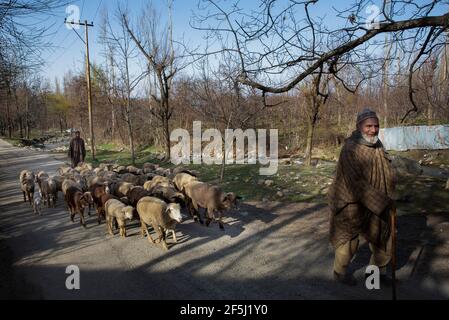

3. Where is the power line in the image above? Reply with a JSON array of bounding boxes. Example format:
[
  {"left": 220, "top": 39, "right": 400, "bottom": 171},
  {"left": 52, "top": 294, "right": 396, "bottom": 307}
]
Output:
[
  {"left": 93, "top": 0, "right": 103, "bottom": 22},
  {"left": 71, "top": 27, "right": 86, "bottom": 44},
  {"left": 48, "top": 33, "right": 78, "bottom": 66},
  {"left": 64, "top": 19, "right": 96, "bottom": 160},
  {"left": 80, "top": 0, "right": 85, "bottom": 19}
]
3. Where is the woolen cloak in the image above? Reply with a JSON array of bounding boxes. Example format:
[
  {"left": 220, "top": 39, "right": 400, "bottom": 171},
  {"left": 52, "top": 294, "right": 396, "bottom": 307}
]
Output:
[
  {"left": 328, "top": 130, "right": 396, "bottom": 250},
  {"left": 68, "top": 136, "right": 86, "bottom": 167}
]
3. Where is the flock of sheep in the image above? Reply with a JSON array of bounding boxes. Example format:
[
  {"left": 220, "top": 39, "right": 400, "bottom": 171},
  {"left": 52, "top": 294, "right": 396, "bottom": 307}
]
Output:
[{"left": 18, "top": 162, "right": 240, "bottom": 250}]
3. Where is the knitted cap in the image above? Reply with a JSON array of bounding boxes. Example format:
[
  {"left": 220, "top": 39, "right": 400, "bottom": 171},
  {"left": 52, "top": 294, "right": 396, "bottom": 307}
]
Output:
[{"left": 356, "top": 107, "right": 378, "bottom": 124}]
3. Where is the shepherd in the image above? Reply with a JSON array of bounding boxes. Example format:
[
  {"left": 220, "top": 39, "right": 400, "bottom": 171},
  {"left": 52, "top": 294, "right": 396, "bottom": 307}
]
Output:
[
  {"left": 328, "top": 108, "right": 397, "bottom": 287},
  {"left": 68, "top": 130, "right": 86, "bottom": 168}
]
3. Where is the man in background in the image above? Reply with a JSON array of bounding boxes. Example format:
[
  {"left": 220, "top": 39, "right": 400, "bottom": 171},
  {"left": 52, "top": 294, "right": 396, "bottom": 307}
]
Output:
[{"left": 68, "top": 130, "right": 86, "bottom": 168}]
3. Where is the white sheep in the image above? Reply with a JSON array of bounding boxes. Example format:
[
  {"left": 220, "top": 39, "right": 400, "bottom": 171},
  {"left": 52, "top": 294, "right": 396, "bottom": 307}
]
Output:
[
  {"left": 104, "top": 198, "right": 134, "bottom": 237},
  {"left": 136, "top": 196, "right": 182, "bottom": 250}
]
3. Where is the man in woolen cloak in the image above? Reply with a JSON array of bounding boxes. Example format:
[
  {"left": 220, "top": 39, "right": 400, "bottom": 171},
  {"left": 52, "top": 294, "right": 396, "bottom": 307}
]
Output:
[
  {"left": 328, "top": 108, "right": 397, "bottom": 286},
  {"left": 68, "top": 130, "right": 86, "bottom": 168}
]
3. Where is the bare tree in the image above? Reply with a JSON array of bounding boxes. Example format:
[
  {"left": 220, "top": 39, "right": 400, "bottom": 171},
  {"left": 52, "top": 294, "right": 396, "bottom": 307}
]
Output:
[
  {"left": 122, "top": 1, "right": 178, "bottom": 160},
  {"left": 192, "top": 0, "right": 449, "bottom": 123},
  {"left": 99, "top": 5, "right": 147, "bottom": 164}
]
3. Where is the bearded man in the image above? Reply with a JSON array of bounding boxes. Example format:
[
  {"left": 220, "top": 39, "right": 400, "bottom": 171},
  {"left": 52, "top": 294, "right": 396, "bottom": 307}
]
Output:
[{"left": 328, "top": 108, "right": 396, "bottom": 286}]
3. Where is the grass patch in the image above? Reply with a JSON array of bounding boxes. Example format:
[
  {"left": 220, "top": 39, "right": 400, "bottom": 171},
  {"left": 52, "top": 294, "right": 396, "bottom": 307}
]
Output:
[
  {"left": 2, "top": 138, "right": 22, "bottom": 147},
  {"left": 389, "top": 149, "right": 449, "bottom": 167}
]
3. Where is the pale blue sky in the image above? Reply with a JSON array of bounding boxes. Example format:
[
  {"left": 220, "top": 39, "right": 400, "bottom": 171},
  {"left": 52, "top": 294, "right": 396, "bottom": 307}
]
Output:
[{"left": 32, "top": 0, "right": 448, "bottom": 91}]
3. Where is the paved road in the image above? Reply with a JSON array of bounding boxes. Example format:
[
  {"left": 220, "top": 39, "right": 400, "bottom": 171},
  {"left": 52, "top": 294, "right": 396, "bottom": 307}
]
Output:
[{"left": 0, "top": 138, "right": 448, "bottom": 299}]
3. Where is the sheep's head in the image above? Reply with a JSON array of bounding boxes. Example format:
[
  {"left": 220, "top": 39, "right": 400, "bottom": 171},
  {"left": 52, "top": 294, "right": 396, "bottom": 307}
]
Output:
[
  {"left": 221, "top": 192, "right": 241, "bottom": 211},
  {"left": 121, "top": 206, "right": 134, "bottom": 220},
  {"left": 170, "top": 191, "right": 185, "bottom": 204},
  {"left": 83, "top": 191, "right": 94, "bottom": 204},
  {"left": 166, "top": 203, "right": 182, "bottom": 223}
]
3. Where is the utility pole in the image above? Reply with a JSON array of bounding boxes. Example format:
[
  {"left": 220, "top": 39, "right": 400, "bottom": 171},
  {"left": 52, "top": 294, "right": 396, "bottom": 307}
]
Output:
[
  {"left": 382, "top": 0, "right": 392, "bottom": 128},
  {"left": 64, "top": 18, "right": 96, "bottom": 160}
]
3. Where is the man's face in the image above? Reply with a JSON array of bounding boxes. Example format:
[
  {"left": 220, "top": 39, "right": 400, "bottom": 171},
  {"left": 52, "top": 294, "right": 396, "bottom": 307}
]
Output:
[
  {"left": 359, "top": 117, "right": 379, "bottom": 137},
  {"left": 75, "top": 132, "right": 80, "bottom": 138}
]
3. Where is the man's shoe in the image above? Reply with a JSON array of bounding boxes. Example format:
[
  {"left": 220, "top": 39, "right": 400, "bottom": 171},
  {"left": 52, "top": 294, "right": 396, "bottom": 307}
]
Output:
[{"left": 333, "top": 271, "right": 357, "bottom": 286}]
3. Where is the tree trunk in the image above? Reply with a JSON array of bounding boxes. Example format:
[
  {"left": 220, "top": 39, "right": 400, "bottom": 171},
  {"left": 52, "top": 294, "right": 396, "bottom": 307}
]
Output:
[
  {"left": 111, "top": 106, "right": 115, "bottom": 140},
  {"left": 59, "top": 116, "right": 64, "bottom": 133},
  {"left": 305, "top": 117, "right": 315, "bottom": 166},
  {"left": 427, "top": 103, "right": 433, "bottom": 125},
  {"left": 6, "top": 88, "right": 12, "bottom": 138},
  {"left": 163, "top": 115, "right": 170, "bottom": 161},
  {"left": 25, "top": 89, "right": 30, "bottom": 139},
  {"left": 126, "top": 104, "right": 135, "bottom": 165}
]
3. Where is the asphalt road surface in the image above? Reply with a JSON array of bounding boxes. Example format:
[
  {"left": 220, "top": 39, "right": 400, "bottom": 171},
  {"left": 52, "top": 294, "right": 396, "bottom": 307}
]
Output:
[{"left": 0, "top": 138, "right": 448, "bottom": 299}]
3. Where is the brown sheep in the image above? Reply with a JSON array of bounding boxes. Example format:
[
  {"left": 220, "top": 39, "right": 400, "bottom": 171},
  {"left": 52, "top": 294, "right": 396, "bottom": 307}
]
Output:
[
  {"left": 143, "top": 175, "right": 171, "bottom": 191},
  {"left": 35, "top": 170, "right": 49, "bottom": 190},
  {"left": 148, "top": 184, "right": 185, "bottom": 205},
  {"left": 126, "top": 165, "right": 140, "bottom": 174},
  {"left": 64, "top": 186, "right": 94, "bottom": 228},
  {"left": 126, "top": 186, "right": 152, "bottom": 210},
  {"left": 89, "top": 183, "right": 108, "bottom": 223},
  {"left": 19, "top": 170, "right": 35, "bottom": 205},
  {"left": 120, "top": 173, "right": 140, "bottom": 185},
  {"left": 57, "top": 165, "right": 72, "bottom": 176},
  {"left": 62, "top": 179, "right": 81, "bottom": 195},
  {"left": 184, "top": 181, "right": 240, "bottom": 230},
  {"left": 112, "top": 181, "right": 134, "bottom": 198},
  {"left": 142, "top": 162, "right": 158, "bottom": 173},
  {"left": 51, "top": 175, "right": 64, "bottom": 193},
  {"left": 173, "top": 172, "right": 198, "bottom": 193},
  {"left": 40, "top": 177, "right": 58, "bottom": 207}
]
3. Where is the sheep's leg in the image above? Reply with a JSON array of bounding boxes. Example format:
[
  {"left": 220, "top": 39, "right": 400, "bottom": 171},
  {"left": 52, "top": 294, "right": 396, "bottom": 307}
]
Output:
[
  {"left": 191, "top": 201, "right": 203, "bottom": 224},
  {"left": 23, "top": 191, "right": 26, "bottom": 203},
  {"left": 28, "top": 191, "right": 33, "bottom": 205},
  {"left": 118, "top": 220, "right": 126, "bottom": 237},
  {"left": 205, "top": 208, "right": 214, "bottom": 227},
  {"left": 158, "top": 226, "right": 168, "bottom": 250},
  {"left": 80, "top": 210, "right": 86, "bottom": 228},
  {"left": 186, "top": 198, "right": 194, "bottom": 218},
  {"left": 143, "top": 222, "right": 155, "bottom": 243},
  {"left": 88, "top": 203, "right": 91, "bottom": 216},
  {"left": 140, "top": 222, "right": 146, "bottom": 238},
  {"left": 153, "top": 224, "right": 164, "bottom": 243},
  {"left": 69, "top": 204, "right": 75, "bottom": 222},
  {"left": 186, "top": 199, "right": 194, "bottom": 219},
  {"left": 171, "top": 229, "right": 177, "bottom": 243},
  {"left": 106, "top": 215, "right": 113, "bottom": 235},
  {"left": 97, "top": 207, "right": 102, "bottom": 225},
  {"left": 218, "top": 211, "right": 225, "bottom": 230}
]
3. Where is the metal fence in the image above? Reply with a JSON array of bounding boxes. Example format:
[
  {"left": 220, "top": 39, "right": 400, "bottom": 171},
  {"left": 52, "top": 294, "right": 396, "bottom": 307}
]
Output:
[{"left": 379, "top": 125, "right": 449, "bottom": 151}]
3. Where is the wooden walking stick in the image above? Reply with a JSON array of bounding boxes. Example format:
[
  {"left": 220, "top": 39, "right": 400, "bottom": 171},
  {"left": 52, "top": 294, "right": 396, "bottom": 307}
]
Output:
[{"left": 391, "top": 205, "right": 397, "bottom": 300}]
